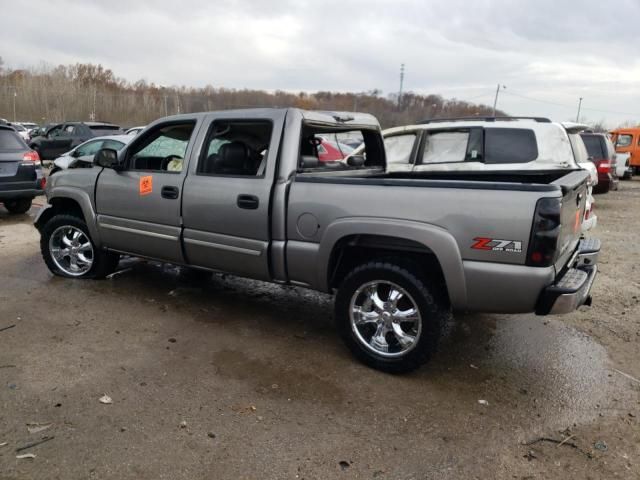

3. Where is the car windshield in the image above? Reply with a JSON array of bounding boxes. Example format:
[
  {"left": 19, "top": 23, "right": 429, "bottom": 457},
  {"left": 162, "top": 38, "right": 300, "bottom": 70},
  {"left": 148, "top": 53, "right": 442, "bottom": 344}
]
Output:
[{"left": 616, "top": 134, "right": 633, "bottom": 147}]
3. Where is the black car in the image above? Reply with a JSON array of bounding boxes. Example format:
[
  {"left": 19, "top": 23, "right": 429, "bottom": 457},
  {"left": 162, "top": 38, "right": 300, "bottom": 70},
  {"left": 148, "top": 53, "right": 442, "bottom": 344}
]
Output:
[
  {"left": 29, "top": 121, "right": 122, "bottom": 160},
  {"left": 580, "top": 132, "right": 619, "bottom": 194},
  {"left": 0, "top": 125, "right": 45, "bottom": 214}
]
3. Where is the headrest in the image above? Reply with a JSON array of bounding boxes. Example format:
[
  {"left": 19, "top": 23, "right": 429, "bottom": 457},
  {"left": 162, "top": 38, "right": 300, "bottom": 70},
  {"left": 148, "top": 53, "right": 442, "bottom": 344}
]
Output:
[{"left": 217, "top": 141, "right": 248, "bottom": 169}]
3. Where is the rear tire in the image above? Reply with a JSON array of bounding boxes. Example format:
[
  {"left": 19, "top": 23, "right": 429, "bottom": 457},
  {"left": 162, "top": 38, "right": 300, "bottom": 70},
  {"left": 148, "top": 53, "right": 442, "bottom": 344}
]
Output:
[
  {"left": 40, "top": 214, "right": 120, "bottom": 279},
  {"left": 3, "top": 198, "right": 32, "bottom": 214},
  {"left": 335, "top": 261, "right": 449, "bottom": 373}
]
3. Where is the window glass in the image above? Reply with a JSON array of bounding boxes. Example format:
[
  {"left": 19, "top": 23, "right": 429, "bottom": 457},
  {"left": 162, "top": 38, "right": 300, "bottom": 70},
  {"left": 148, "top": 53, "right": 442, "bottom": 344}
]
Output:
[
  {"left": 384, "top": 134, "right": 416, "bottom": 165},
  {"left": 76, "top": 140, "right": 104, "bottom": 157},
  {"left": 581, "top": 135, "right": 605, "bottom": 158},
  {"left": 64, "top": 125, "right": 75, "bottom": 134},
  {"left": 421, "top": 131, "right": 469, "bottom": 164},
  {"left": 198, "top": 120, "right": 273, "bottom": 176},
  {"left": 0, "top": 130, "right": 25, "bottom": 149},
  {"left": 101, "top": 139, "right": 125, "bottom": 150},
  {"left": 616, "top": 134, "right": 632, "bottom": 147},
  {"left": 485, "top": 128, "right": 538, "bottom": 164},
  {"left": 569, "top": 134, "right": 589, "bottom": 163},
  {"left": 298, "top": 127, "right": 383, "bottom": 172},
  {"left": 129, "top": 123, "right": 195, "bottom": 172}
]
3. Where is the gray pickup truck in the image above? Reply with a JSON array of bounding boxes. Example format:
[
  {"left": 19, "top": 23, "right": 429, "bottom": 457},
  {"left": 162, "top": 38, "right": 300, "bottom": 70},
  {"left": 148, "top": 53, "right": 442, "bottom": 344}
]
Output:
[{"left": 35, "top": 108, "right": 599, "bottom": 372}]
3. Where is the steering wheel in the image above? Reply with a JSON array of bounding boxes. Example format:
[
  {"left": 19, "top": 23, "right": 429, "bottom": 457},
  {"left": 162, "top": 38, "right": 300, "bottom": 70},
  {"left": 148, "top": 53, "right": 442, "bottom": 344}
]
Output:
[{"left": 161, "top": 155, "right": 183, "bottom": 171}]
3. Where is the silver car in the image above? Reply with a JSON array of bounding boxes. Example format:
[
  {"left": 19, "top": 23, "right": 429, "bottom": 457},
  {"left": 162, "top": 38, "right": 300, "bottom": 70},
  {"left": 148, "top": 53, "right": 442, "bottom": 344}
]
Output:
[{"left": 51, "top": 135, "right": 133, "bottom": 174}]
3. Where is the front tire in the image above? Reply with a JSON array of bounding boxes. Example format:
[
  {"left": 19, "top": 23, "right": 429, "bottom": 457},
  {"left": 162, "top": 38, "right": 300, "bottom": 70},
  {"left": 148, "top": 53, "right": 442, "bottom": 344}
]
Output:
[
  {"left": 335, "top": 261, "right": 449, "bottom": 373},
  {"left": 40, "top": 214, "right": 119, "bottom": 279},
  {"left": 3, "top": 198, "right": 32, "bottom": 214}
]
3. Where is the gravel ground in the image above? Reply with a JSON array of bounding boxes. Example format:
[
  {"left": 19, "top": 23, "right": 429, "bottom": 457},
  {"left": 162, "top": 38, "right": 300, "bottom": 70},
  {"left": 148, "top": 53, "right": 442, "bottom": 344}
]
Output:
[{"left": 0, "top": 180, "right": 638, "bottom": 479}]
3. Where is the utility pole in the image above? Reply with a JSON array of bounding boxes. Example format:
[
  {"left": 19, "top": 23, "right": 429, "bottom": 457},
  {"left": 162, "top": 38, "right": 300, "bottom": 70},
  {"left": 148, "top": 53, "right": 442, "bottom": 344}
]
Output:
[
  {"left": 576, "top": 97, "right": 583, "bottom": 123},
  {"left": 492, "top": 84, "right": 505, "bottom": 117},
  {"left": 398, "top": 63, "right": 405, "bottom": 109},
  {"left": 12, "top": 87, "right": 17, "bottom": 122}
]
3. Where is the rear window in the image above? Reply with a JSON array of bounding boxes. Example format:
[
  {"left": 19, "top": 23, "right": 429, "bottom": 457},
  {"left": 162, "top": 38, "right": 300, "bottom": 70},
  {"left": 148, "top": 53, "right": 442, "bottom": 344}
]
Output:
[
  {"left": 0, "top": 129, "right": 26, "bottom": 150},
  {"left": 485, "top": 128, "right": 538, "bottom": 164},
  {"left": 616, "top": 134, "right": 633, "bottom": 147},
  {"left": 581, "top": 135, "right": 605, "bottom": 158}
]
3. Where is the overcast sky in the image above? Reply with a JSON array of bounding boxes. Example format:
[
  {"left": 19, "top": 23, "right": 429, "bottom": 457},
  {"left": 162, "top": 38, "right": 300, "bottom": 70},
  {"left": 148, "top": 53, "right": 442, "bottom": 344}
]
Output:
[{"left": 1, "top": 0, "right": 638, "bottom": 126}]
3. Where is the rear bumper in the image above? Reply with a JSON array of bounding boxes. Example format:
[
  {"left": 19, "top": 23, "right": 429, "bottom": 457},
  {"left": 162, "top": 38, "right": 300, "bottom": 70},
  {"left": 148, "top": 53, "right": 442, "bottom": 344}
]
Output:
[
  {"left": 535, "top": 238, "right": 600, "bottom": 315},
  {"left": 0, "top": 187, "right": 43, "bottom": 201}
]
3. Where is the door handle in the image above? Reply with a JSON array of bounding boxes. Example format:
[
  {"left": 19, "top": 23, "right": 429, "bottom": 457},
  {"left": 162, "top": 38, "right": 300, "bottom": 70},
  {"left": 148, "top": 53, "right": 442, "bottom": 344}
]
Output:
[
  {"left": 237, "top": 194, "right": 259, "bottom": 210},
  {"left": 161, "top": 185, "right": 180, "bottom": 199}
]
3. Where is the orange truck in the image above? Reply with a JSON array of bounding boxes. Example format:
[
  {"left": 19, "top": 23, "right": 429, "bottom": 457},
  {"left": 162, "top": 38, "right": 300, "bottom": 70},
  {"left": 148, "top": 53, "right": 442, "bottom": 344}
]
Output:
[{"left": 610, "top": 127, "right": 640, "bottom": 176}]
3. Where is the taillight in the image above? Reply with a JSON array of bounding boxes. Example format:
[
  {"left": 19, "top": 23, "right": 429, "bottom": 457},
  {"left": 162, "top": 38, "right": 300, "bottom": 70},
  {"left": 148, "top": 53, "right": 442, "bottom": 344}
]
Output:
[
  {"left": 526, "top": 197, "right": 561, "bottom": 267},
  {"left": 596, "top": 162, "right": 610, "bottom": 174},
  {"left": 22, "top": 151, "right": 40, "bottom": 162},
  {"left": 40, "top": 177, "right": 47, "bottom": 189}
]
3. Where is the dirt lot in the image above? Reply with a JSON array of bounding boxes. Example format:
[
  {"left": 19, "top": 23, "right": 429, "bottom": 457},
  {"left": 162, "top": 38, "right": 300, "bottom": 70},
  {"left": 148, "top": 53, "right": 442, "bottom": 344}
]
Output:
[{"left": 0, "top": 181, "right": 639, "bottom": 480}]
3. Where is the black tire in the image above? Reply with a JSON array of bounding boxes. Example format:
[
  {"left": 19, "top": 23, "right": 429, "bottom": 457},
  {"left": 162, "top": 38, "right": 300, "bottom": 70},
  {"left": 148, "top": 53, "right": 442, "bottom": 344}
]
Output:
[
  {"left": 335, "top": 261, "right": 449, "bottom": 373},
  {"left": 3, "top": 198, "right": 32, "bottom": 214},
  {"left": 40, "top": 214, "right": 120, "bottom": 279}
]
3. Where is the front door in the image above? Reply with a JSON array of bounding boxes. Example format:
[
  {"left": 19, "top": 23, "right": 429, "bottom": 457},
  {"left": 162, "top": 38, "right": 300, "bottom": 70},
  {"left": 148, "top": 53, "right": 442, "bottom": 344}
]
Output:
[
  {"left": 181, "top": 111, "right": 285, "bottom": 280},
  {"left": 95, "top": 120, "right": 200, "bottom": 263}
]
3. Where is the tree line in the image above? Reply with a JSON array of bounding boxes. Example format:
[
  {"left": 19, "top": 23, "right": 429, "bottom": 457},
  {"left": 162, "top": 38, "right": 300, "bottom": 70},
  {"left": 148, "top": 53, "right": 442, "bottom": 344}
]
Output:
[{"left": 0, "top": 58, "right": 503, "bottom": 128}]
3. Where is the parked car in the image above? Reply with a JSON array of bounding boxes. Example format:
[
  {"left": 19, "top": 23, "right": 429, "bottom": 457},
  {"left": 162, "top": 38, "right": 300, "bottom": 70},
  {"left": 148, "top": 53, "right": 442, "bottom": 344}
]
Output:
[
  {"left": 315, "top": 138, "right": 355, "bottom": 162},
  {"left": 29, "top": 122, "right": 122, "bottom": 161},
  {"left": 615, "top": 152, "right": 632, "bottom": 179},
  {"left": 35, "top": 108, "right": 598, "bottom": 373},
  {"left": 125, "top": 126, "right": 146, "bottom": 136},
  {"left": 9, "top": 123, "right": 30, "bottom": 142},
  {"left": 50, "top": 135, "right": 133, "bottom": 175},
  {"left": 0, "top": 124, "right": 45, "bottom": 214},
  {"left": 352, "top": 117, "right": 599, "bottom": 231},
  {"left": 610, "top": 127, "right": 640, "bottom": 175},
  {"left": 580, "top": 132, "right": 619, "bottom": 193}
]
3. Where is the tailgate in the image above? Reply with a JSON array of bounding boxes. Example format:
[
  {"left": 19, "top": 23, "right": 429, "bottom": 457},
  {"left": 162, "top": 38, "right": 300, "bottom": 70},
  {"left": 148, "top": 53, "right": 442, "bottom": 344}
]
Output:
[
  {"left": 0, "top": 152, "right": 22, "bottom": 178},
  {"left": 551, "top": 170, "right": 589, "bottom": 272}
]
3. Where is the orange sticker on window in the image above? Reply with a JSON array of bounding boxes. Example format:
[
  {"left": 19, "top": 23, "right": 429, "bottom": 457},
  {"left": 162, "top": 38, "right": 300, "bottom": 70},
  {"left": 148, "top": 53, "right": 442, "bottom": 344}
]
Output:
[{"left": 139, "top": 175, "right": 153, "bottom": 196}]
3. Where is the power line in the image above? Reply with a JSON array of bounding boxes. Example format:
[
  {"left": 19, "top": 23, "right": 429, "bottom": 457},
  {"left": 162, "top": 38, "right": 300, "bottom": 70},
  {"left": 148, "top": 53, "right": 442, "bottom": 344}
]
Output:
[{"left": 502, "top": 90, "right": 638, "bottom": 118}]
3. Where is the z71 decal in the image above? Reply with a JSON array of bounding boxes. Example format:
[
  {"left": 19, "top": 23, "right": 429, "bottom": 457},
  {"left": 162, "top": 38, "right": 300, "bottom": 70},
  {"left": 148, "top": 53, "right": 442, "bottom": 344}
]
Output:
[{"left": 472, "top": 237, "right": 523, "bottom": 253}]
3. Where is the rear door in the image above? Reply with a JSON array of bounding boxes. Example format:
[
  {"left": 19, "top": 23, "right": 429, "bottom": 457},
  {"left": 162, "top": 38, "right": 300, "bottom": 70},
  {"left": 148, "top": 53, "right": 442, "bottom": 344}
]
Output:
[
  {"left": 181, "top": 110, "right": 286, "bottom": 280},
  {"left": 95, "top": 119, "right": 201, "bottom": 263}
]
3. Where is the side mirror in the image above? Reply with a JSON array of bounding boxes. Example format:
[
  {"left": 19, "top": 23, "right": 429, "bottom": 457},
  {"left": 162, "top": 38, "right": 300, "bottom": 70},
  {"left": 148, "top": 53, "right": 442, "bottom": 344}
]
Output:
[
  {"left": 346, "top": 154, "right": 366, "bottom": 167},
  {"left": 95, "top": 148, "right": 121, "bottom": 170},
  {"left": 71, "top": 149, "right": 80, "bottom": 158}
]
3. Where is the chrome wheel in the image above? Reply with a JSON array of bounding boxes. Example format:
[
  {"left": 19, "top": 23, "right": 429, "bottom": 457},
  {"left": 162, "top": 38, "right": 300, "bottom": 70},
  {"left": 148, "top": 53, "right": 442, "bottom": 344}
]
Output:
[
  {"left": 349, "top": 280, "right": 422, "bottom": 358},
  {"left": 48, "top": 226, "right": 94, "bottom": 276}
]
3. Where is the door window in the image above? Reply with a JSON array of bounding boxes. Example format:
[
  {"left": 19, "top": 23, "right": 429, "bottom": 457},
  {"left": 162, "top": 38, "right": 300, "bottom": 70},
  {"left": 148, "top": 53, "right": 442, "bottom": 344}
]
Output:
[
  {"left": 198, "top": 120, "right": 273, "bottom": 177},
  {"left": 102, "top": 139, "right": 126, "bottom": 150},
  {"left": 421, "top": 130, "right": 470, "bottom": 164},
  {"left": 76, "top": 140, "right": 104, "bottom": 157},
  {"left": 128, "top": 122, "right": 195, "bottom": 172},
  {"left": 384, "top": 134, "right": 416, "bottom": 165}
]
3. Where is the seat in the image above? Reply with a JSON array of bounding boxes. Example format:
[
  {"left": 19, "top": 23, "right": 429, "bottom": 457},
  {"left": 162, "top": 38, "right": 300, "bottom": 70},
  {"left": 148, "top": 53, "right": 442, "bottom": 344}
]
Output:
[{"left": 213, "top": 141, "right": 249, "bottom": 175}]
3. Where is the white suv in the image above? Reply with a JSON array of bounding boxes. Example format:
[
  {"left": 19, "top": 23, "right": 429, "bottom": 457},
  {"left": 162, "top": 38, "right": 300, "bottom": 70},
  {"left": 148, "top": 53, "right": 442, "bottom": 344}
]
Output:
[{"left": 364, "top": 117, "right": 597, "bottom": 231}]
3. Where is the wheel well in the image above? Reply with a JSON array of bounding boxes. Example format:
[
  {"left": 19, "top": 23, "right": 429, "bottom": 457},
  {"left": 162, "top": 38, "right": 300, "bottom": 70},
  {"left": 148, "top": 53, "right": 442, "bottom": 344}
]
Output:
[
  {"left": 328, "top": 234, "right": 450, "bottom": 305},
  {"left": 35, "top": 197, "right": 84, "bottom": 231}
]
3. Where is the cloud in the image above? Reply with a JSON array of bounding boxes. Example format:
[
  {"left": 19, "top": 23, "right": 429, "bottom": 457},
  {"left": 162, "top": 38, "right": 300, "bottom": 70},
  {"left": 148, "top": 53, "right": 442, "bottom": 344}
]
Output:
[{"left": 0, "top": 0, "right": 638, "bottom": 125}]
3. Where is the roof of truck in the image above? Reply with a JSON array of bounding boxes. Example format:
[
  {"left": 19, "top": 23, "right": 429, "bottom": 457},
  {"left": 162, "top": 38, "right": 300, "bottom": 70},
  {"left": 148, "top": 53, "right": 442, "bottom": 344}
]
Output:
[{"left": 156, "top": 108, "right": 380, "bottom": 128}]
